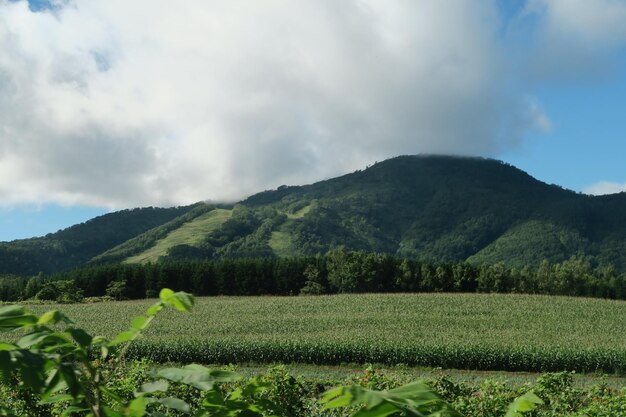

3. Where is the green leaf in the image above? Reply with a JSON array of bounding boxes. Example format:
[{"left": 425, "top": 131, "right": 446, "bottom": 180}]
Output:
[
  {"left": 321, "top": 387, "right": 354, "bottom": 409},
  {"left": 135, "top": 379, "right": 169, "bottom": 395},
  {"left": 229, "top": 387, "right": 244, "bottom": 401},
  {"left": 170, "top": 292, "right": 195, "bottom": 311},
  {"left": 0, "top": 351, "right": 14, "bottom": 381},
  {"left": 128, "top": 396, "right": 147, "bottom": 417},
  {"left": 0, "top": 342, "right": 17, "bottom": 351},
  {"left": 159, "top": 288, "right": 174, "bottom": 302},
  {"left": 157, "top": 366, "right": 223, "bottom": 390},
  {"left": 157, "top": 397, "right": 191, "bottom": 413},
  {"left": 505, "top": 392, "right": 544, "bottom": 417},
  {"left": 159, "top": 289, "right": 195, "bottom": 312},
  {"left": 0, "top": 305, "right": 27, "bottom": 318},
  {"left": 131, "top": 316, "right": 148, "bottom": 331},
  {"left": 100, "top": 345, "right": 109, "bottom": 359},
  {"left": 38, "top": 394, "right": 74, "bottom": 405},
  {"left": 102, "top": 407, "right": 126, "bottom": 417},
  {"left": 353, "top": 402, "right": 399, "bottom": 417},
  {"left": 41, "top": 368, "right": 68, "bottom": 399},
  {"left": 202, "top": 390, "right": 226, "bottom": 407},
  {"left": 100, "top": 385, "right": 125, "bottom": 403},
  {"left": 321, "top": 381, "right": 461, "bottom": 417},
  {"left": 60, "top": 405, "right": 89, "bottom": 416},
  {"left": 68, "top": 328, "right": 93, "bottom": 348},
  {"left": 111, "top": 330, "right": 136, "bottom": 345},
  {"left": 184, "top": 364, "right": 241, "bottom": 382},
  {"left": 17, "top": 331, "right": 52, "bottom": 348},
  {"left": 59, "top": 363, "right": 81, "bottom": 397},
  {"left": 146, "top": 302, "right": 164, "bottom": 317},
  {"left": 92, "top": 335, "right": 107, "bottom": 345},
  {"left": 0, "top": 311, "right": 38, "bottom": 330},
  {"left": 387, "top": 381, "right": 436, "bottom": 398},
  {"left": 38, "top": 310, "right": 72, "bottom": 325}
]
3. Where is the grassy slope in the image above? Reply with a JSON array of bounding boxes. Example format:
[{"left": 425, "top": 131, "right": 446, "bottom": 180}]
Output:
[
  {"left": 268, "top": 204, "right": 313, "bottom": 256},
  {"left": 23, "top": 293, "right": 626, "bottom": 372},
  {"left": 125, "top": 209, "right": 232, "bottom": 263}
]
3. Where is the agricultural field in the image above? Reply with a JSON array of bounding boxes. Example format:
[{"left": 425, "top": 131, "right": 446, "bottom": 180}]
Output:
[{"left": 20, "top": 293, "right": 626, "bottom": 374}]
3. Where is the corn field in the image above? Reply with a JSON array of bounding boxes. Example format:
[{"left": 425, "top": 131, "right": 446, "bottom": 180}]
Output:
[{"left": 24, "top": 293, "right": 626, "bottom": 373}]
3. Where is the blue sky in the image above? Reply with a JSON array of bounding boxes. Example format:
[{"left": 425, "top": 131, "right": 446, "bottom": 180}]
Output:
[
  {"left": 1, "top": 0, "right": 626, "bottom": 241},
  {"left": 0, "top": 205, "right": 107, "bottom": 241},
  {"left": 503, "top": 55, "right": 626, "bottom": 191}
]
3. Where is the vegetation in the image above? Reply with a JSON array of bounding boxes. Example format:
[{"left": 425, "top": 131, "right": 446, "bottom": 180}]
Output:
[
  {"left": 3, "top": 250, "right": 626, "bottom": 303},
  {"left": 123, "top": 208, "right": 232, "bottom": 264},
  {"left": 3, "top": 156, "right": 626, "bottom": 276},
  {"left": 92, "top": 204, "right": 220, "bottom": 264},
  {"left": 0, "top": 205, "right": 195, "bottom": 275},
  {"left": 214, "top": 155, "right": 626, "bottom": 270},
  {"left": 2, "top": 293, "right": 623, "bottom": 373},
  {"left": 7, "top": 358, "right": 626, "bottom": 416},
  {"left": 0, "top": 290, "right": 547, "bottom": 417},
  {"left": 1, "top": 291, "right": 623, "bottom": 417}
]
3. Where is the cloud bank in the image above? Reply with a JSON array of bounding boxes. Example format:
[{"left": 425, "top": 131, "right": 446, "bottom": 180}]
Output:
[
  {"left": 0, "top": 0, "right": 624, "bottom": 207},
  {"left": 584, "top": 181, "right": 626, "bottom": 196}
]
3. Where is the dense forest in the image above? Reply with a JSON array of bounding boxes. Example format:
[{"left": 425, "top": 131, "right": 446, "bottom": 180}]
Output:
[
  {"left": 1, "top": 249, "right": 624, "bottom": 302},
  {"left": 2, "top": 155, "right": 626, "bottom": 277}
]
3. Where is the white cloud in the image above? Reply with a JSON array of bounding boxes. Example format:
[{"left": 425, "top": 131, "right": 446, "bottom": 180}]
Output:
[
  {"left": 584, "top": 181, "right": 626, "bottom": 196},
  {"left": 521, "top": 0, "right": 626, "bottom": 82},
  {"left": 528, "top": 0, "right": 626, "bottom": 44},
  {"left": 0, "top": 0, "right": 622, "bottom": 208}
]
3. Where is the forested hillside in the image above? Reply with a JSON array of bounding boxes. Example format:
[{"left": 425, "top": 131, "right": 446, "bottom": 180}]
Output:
[
  {"left": 157, "top": 155, "right": 626, "bottom": 271},
  {"left": 0, "top": 205, "right": 196, "bottom": 274},
  {"left": 2, "top": 155, "right": 626, "bottom": 275}
]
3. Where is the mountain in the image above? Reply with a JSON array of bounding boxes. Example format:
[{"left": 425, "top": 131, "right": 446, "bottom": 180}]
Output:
[
  {"left": 0, "top": 205, "right": 196, "bottom": 275},
  {"left": 2, "top": 155, "right": 626, "bottom": 275}
]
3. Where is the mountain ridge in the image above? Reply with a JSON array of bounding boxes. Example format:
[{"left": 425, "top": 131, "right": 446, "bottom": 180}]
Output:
[{"left": 2, "top": 154, "right": 625, "bottom": 275}]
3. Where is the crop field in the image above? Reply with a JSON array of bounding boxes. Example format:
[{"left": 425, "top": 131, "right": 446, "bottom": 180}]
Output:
[{"left": 21, "top": 293, "right": 626, "bottom": 373}]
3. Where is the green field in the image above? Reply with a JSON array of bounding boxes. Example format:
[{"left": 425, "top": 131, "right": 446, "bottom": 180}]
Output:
[
  {"left": 124, "top": 208, "right": 232, "bottom": 263},
  {"left": 23, "top": 293, "right": 626, "bottom": 373}
]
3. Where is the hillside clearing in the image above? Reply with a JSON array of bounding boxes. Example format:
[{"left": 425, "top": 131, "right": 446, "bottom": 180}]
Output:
[{"left": 124, "top": 208, "right": 231, "bottom": 263}]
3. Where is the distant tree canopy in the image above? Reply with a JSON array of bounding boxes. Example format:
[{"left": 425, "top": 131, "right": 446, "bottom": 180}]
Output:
[{"left": 1, "top": 250, "right": 625, "bottom": 302}]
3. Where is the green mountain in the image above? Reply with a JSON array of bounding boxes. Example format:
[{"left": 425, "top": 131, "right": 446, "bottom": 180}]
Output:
[
  {"left": 3, "top": 155, "right": 626, "bottom": 274},
  {"left": 0, "top": 205, "right": 195, "bottom": 275}
]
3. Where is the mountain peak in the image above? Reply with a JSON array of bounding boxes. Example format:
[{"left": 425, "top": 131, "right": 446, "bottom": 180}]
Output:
[{"left": 2, "top": 155, "right": 626, "bottom": 275}]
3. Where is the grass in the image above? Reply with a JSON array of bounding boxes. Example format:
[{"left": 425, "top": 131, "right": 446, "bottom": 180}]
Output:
[
  {"left": 229, "top": 363, "right": 626, "bottom": 389},
  {"left": 16, "top": 293, "right": 626, "bottom": 373},
  {"left": 268, "top": 231, "right": 294, "bottom": 257},
  {"left": 124, "top": 208, "right": 231, "bottom": 263},
  {"left": 286, "top": 204, "right": 312, "bottom": 219},
  {"left": 268, "top": 203, "right": 313, "bottom": 256}
]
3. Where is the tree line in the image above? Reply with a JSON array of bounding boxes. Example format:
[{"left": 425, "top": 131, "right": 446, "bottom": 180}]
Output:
[{"left": 0, "top": 249, "right": 624, "bottom": 302}]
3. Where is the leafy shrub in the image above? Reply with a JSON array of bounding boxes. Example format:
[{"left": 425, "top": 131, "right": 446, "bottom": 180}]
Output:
[
  {"left": 36, "top": 279, "right": 84, "bottom": 303},
  {"left": 300, "top": 280, "right": 326, "bottom": 295}
]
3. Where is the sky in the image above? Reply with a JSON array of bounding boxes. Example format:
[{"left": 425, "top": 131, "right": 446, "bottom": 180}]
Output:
[{"left": 1, "top": 0, "right": 626, "bottom": 241}]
